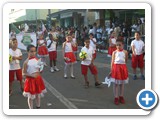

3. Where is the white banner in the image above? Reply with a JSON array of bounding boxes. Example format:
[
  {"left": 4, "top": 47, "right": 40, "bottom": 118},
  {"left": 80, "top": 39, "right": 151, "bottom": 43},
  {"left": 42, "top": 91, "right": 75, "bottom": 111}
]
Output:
[{"left": 16, "top": 33, "right": 37, "bottom": 50}]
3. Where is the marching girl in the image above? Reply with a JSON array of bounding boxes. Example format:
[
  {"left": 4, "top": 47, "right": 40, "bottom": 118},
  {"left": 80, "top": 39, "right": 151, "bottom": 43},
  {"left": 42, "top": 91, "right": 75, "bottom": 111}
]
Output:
[
  {"left": 37, "top": 34, "right": 48, "bottom": 66},
  {"left": 108, "top": 31, "right": 117, "bottom": 57},
  {"left": 71, "top": 33, "right": 78, "bottom": 60},
  {"left": 62, "top": 34, "right": 76, "bottom": 79},
  {"left": 110, "top": 39, "right": 129, "bottom": 105},
  {"left": 47, "top": 34, "right": 60, "bottom": 72},
  {"left": 23, "top": 45, "right": 47, "bottom": 109}
]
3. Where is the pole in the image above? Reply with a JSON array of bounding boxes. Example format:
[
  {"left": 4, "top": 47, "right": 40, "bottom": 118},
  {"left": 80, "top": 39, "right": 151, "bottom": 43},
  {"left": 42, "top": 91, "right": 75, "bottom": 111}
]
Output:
[{"left": 35, "top": 9, "right": 37, "bottom": 31}]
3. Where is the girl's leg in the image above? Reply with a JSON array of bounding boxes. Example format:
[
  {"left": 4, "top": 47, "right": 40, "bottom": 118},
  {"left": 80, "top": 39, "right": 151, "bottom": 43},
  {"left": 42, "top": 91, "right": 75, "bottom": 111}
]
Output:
[
  {"left": 41, "top": 57, "right": 47, "bottom": 66},
  {"left": 28, "top": 98, "right": 33, "bottom": 109},
  {"left": 19, "top": 81, "right": 24, "bottom": 92},
  {"left": 64, "top": 63, "right": 68, "bottom": 78},
  {"left": 119, "top": 84, "right": 125, "bottom": 104},
  {"left": 113, "top": 83, "right": 119, "bottom": 105},
  {"left": 119, "top": 84, "right": 124, "bottom": 97},
  {"left": 35, "top": 95, "right": 41, "bottom": 108},
  {"left": 113, "top": 83, "right": 119, "bottom": 98},
  {"left": 70, "top": 63, "right": 75, "bottom": 78},
  {"left": 50, "top": 60, "right": 53, "bottom": 68}
]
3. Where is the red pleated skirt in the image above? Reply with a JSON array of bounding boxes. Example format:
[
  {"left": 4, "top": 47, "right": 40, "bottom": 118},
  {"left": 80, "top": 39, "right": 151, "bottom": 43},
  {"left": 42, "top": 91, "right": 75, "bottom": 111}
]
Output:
[
  {"left": 23, "top": 75, "right": 47, "bottom": 99},
  {"left": 72, "top": 46, "right": 78, "bottom": 51},
  {"left": 108, "top": 46, "right": 116, "bottom": 56},
  {"left": 110, "top": 64, "right": 129, "bottom": 84},
  {"left": 38, "top": 46, "right": 48, "bottom": 56},
  {"left": 64, "top": 52, "right": 76, "bottom": 63}
]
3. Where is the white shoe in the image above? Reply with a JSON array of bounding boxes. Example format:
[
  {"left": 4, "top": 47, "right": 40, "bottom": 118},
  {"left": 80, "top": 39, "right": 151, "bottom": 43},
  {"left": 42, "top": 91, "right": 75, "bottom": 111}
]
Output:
[
  {"left": 64, "top": 74, "right": 67, "bottom": 79},
  {"left": 50, "top": 67, "right": 54, "bottom": 73},
  {"left": 54, "top": 66, "right": 60, "bottom": 71}
]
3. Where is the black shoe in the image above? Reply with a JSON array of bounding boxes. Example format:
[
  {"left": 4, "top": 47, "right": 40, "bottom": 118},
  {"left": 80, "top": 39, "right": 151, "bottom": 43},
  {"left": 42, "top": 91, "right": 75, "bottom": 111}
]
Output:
[
  {"left": 36, "top": 106, "right": 41, "bottom": 109},
  {"left": 95, "top": 82, "right": 102, "bottom": 87}
]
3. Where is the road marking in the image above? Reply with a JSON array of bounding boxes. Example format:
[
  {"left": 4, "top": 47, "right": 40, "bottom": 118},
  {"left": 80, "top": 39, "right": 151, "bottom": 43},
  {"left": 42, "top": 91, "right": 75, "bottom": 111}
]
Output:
[
  {"left": 43, "top": 79, "right": 78, "bottom": 109},
  {"left": 68, "top": 98, "right": 88, "bottom": 103}
]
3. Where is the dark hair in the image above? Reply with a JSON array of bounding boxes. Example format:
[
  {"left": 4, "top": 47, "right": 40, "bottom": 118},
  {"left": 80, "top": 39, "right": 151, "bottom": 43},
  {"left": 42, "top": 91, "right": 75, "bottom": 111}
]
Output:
[
  {"left": 89, "top": 33, "right": 94, "bottom": 36},
  {"left": 27, "top": 44, "right": 36, "bottom": 52},
  {"left": 12, "top": 38, "right": 17, "bottom": 42},
  {"left": 84, "top": 39, "right": 90, "bottom": 42},
  {"left": 116, "top": 39, "right": 124, "bottom": 44},
  {"left": 135, "top": 31, "right": 141, "bottom": 35}
]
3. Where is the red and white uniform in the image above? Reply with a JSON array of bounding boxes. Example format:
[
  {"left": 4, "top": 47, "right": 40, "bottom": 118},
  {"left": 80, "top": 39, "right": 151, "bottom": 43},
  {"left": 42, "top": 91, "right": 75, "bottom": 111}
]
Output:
[
  {"left": 72, "top": 38, "right": 78, "bottom": 52},
  {"left": 81, "top": 46, "right": 97, "bottom": 75},
  {"left": 64, "top": 42, "right": 76, "bottom": 64},
  {"left": 47, "top": 39, "right": 57, "bottom": 60},
  {"left": 110, "top": 50, "right": 129, "bottom": 84},
  {"left": 23, "top": 57, "right": 47, "bottom": 100},
  {"left": 9, "top": 48, "right": 22, "bottom": 83},
  {"left": 90, "top": 38, "right": 97, "bottom": 59},
  {"left": 131, "top": 39, "right": 144, "bottom": 68},
  {"left": 108, "top": 37, "right": 117, "bottom": 57},
  {"left": 38, "top": 39, "right": 48, "bottom": 57}
]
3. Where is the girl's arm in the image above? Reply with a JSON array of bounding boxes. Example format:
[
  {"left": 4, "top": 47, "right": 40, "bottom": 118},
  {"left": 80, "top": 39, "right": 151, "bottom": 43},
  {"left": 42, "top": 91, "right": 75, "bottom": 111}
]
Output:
[
  {"left": 111, "top": 51, "right": 116, "bottom": 71},
  {"left": 124, "top": 50, "right": 128, "bottom": 63},
  {"left": 62, "top": 42, "right": 66, "bottom": 59}
]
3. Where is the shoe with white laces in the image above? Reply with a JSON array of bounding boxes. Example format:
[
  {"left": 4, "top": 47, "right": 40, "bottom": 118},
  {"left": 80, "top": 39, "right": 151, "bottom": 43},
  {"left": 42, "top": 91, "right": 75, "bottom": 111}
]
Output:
[
  {"left": 50, "top": 67, "right": 54, "bottom": 73},
  {"left": 54, "top": 66, "right": 60, "bottom": 72}
]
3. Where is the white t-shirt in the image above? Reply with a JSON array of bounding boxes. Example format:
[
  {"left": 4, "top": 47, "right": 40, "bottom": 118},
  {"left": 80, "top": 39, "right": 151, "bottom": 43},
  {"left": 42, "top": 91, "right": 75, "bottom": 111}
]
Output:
[
  {"left": 114, "top": 50, "right": 126, "bottom": 64},
  {"left": 37, "top": 31, "right": 43, "bottom": 39},
  {"left": 90, "top": 38, "right": 97, "bottom": 51},
  {"left": 9, "top": 48, "right": 22, "bottom": 70},
  {"left": 81, "top": 46, "right": 95, "bottom": 65},
  {"left": 47, "top": 39, "right": 57, "bottom": 52},
  {"left": 131, "top": 39, "right": 145, "bottom": 55}
]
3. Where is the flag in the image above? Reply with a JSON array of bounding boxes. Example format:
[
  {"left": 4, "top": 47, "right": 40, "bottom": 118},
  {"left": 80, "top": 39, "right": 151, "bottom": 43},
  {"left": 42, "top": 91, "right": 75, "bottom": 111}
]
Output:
[
  {"left": 10, "top": 23, "right": 20, "bottom": 34},
  {"left": 40, "top": 20, "right": 47, "bottom": 33},
  {"left": 24, "top": 23, "right": 29, "bottom": 32}
]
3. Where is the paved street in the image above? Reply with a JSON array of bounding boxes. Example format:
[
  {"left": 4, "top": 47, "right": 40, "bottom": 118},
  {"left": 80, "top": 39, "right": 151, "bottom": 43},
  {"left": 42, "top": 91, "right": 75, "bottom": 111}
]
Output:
[{"left": 9, "top": 46, "right": 145, "bottom": 109}]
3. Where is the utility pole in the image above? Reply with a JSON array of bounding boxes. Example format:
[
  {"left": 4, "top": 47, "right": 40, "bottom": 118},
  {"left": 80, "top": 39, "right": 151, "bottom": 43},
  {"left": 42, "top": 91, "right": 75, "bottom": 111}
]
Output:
[{"left": 48, "top": 9, "right": 51, "bottom": 29}]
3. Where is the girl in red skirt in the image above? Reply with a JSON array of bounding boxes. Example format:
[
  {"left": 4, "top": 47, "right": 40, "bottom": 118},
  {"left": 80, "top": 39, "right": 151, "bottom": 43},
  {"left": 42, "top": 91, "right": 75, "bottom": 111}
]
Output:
[
  {"left": 37, "top": 34, "right": 48, "bottom": 66},
  {"left": 110, "top": 39, "right": 129, "bottom": 105},
  {"left": 108, "top": 31, "right": 117, "bottom": 57},
  {"left": 62, "top": 34, "right": 76, "bottom": 79},
  {"left": 23, "top": 45, "right": 47, "bottom": 109}
]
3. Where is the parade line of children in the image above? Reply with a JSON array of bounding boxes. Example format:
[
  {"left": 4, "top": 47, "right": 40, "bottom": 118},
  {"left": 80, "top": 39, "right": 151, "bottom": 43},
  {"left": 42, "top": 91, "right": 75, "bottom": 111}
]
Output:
[{"left": 9, "top": 31, "right": 145, "bottom": 108}]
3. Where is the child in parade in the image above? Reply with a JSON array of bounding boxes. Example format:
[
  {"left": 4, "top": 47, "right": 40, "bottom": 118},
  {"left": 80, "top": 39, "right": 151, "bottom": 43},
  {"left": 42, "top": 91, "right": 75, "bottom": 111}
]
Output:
[
  {"left": 80, "top": 39, "right": 102, "bottom": 88},
  {"left": 131, "top": 31, "right": 145, "bottom": 80},
  {"left": 23, "top": 45, "right": 47, "bottom": 109},
  {"left": 110, "top": 39, "right": 129, "bottom": 105},
  {"left": 47, "top": 34, "right": 60, "bottom": 72},
  {"left": 62, "top": 35, "right": 76, "bottom": 79},
  {"left": 37, "top": 34, "right": 48, "bottom": 66},
  {"left": 108, "top": 31, "right": 117, "bottom": 57},
  {"left": 89, "top": 33, "right": 97, "bottom": 59},
  {"left": 9, "top": 38, "right": 23, "bottom": 96}
]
